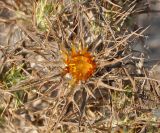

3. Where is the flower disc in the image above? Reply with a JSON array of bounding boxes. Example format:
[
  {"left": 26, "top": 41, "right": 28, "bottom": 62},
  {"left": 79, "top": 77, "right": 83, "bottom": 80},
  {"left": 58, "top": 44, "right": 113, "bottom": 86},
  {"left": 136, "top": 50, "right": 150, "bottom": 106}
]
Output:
[{"left": 65, "top": 48, "right": 96, "bottom": 81}]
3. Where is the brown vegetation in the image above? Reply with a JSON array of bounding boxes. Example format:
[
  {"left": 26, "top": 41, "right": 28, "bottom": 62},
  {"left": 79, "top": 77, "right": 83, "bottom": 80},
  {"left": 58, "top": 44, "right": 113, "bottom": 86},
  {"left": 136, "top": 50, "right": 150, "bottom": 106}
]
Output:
[{"left": 0, "top": 0, "right": 159, "bottom": 132}]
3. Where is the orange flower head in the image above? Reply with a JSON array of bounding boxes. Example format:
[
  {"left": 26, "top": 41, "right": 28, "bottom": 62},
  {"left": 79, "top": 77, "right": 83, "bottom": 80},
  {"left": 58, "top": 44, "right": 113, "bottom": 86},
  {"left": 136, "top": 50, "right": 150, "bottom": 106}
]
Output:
[{"left": 63, "top": 46, "right": 96, "bottom": 82}]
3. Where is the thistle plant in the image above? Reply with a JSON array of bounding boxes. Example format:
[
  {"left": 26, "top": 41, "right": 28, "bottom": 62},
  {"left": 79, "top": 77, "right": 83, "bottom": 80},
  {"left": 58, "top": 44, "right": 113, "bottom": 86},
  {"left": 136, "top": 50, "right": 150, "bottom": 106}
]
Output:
[{"left": 0, "top": 0, "right": 159, "bottom": 133}]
